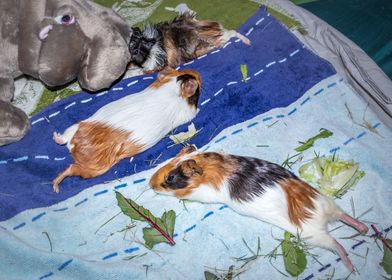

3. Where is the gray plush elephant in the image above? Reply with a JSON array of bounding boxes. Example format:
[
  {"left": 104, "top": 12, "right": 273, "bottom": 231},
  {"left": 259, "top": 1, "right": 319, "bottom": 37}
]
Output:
[{"left": 0, "top": 0, "right": 131, "bottom": 146}]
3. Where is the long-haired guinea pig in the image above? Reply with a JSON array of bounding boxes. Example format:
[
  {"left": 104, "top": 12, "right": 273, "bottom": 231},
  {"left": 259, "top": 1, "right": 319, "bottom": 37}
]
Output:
[
  {"left": 150, "top": 146, "right": 369, "bottom": 273},
  {"left": 128, "top": 13, "right": 251, "bottom": 72},
  {"left": 52, "top": 69, "right": 201, "bottom": 193}
]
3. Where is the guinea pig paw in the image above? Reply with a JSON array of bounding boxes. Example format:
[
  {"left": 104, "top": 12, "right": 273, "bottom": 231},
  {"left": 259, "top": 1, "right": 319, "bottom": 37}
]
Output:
[
  {"left": 53, "top": 185, "right": 59, "bottom": 193},
  {"left": 39, "top": 25, "right": 53, "bottom": 40},
  {"left": 53, "top": 132, "right": 66, "bottom": 145}
]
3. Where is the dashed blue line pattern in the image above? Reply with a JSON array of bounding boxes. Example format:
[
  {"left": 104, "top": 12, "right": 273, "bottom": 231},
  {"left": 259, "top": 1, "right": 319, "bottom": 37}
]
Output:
[
  {"left": 300, "top": 97, "right": 310, "bottom": 106},
  {"left": 232, "top": 129, "right": 243, "bottom": 135},
  {"left": 58, "top": 259, "right": 73, "bottom": 271},
  {"left": 94, "top": 190, "right": 108, "bottom": 196},
  {"left": 133, "top": 178, "right": 146, "bottom": 184},
  {"left": 124, "top": 247, "right": 140, "bottom": 254},
  {"left": 39, "top": 272, "right": 53, "bottom": 279},
  {"left": 102, "top": 252, "right": 118, "bottom": 260},
  {"left": 32, "top": 212, "right": 46, "bottom": 222},
  {"left": 184, "top": 224, "right": 196, "bottom": 233},
  {"left": 201, "top": 211, "right": 214, "bottom": 221},
  {"left": 288, "top": 108, "right": 297, "bottom": 115},
  {"left": 314, "top": 89, "right": 324, "bottom": 96},
  {"left": 247, "top": 122, "right": 258, "bottom": 128},
  {"left": 13, "top": 222, "right": 26, "bottom": 230},
  {"left": 114, "top": 183, "right": 127, "bottom": 189},
  {"left": 74, "top": 198, "right": 88, "bottom": 207}
]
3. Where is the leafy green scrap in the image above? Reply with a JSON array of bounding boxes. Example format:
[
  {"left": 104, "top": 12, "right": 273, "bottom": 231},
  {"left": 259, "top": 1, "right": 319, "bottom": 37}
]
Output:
[
  {"left": 295, "top": 128, "right": 333, "bottom": 152},
  {"left": 281, "top": 232, "right": 307, "bottom": 277},
  {"left": 299, "top": 155, "right": 365, "bottom": 198},
  {"left": 240, "top": 64, "right": 248, "bottom": 83},
  {"left": 115, "top": 192, "right": 176, "bottom": 249},
  {"left": 380, "top": 239, "right": 392, "bottom": 278}
]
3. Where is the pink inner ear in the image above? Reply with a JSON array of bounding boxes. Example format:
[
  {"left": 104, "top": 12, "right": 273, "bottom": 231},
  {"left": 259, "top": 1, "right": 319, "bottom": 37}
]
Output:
[
  {"left": 39, "top": 24, "right": 53, "bottom": 40},
  {"left": 182, "top": 79, "right": 198, "bottom": 97}
]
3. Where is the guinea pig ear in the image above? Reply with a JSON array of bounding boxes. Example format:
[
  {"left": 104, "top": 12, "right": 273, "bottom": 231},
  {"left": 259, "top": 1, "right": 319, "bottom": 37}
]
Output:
[
  {"left": 180, "top": 159, "right": 203, "bottom": 177},
  {"left": 180, "top": 78, "right": 199, "bottom": 98},
  {"left": 176, "top": 145, "right": 197, "bottom": 158}
]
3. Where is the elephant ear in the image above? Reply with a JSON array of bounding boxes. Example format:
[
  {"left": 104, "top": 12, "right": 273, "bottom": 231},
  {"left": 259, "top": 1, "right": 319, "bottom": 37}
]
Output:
[
  {"left": 38, "top": 24, "right": 87, "bottom": 87},
  {"left": 76, "top": 1, "right": 131, "bottom": 91},
  {"left": 78, "top": 33, "right": 130, "bottom": 91}
]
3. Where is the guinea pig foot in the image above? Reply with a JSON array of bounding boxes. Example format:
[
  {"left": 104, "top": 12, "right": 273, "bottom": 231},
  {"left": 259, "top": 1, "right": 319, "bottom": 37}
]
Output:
[
  {"left": 236, "top": 32, "right": 251, "bottom": 45},
  {"left": 53, "top": 132, "right": 66, "bottom": 145},
  {"left": 340, "top": 213, "right": 369, "bottom": 235},
  {"left": 52, "top": 184, "right": 60, "bottom": 193},
  {"left": 333, "top": 239, "right": 355, "bottom": 273}
]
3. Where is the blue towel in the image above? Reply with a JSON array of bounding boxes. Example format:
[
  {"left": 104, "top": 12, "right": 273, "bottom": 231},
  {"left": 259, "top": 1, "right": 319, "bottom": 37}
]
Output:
[{"left": 0, "top": 7, "right": 334, "bottom": 221}]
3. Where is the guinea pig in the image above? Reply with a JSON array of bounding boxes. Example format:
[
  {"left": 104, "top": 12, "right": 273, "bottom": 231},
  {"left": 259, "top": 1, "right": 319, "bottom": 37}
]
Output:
[
  {"left": 52, "top": 68, "right": 201, "bottom": 193},
  {"left": 128, "top": 13, "right": 251, "bottom": 73},
  {"left": 150, "top": 146, "right": 369, "bottom": 273}
]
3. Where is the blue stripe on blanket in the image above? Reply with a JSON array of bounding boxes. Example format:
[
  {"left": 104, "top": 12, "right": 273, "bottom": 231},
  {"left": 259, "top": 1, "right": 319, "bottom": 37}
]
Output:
[{"left": 0, "top": 7, "right": 335, "bottom": 221}]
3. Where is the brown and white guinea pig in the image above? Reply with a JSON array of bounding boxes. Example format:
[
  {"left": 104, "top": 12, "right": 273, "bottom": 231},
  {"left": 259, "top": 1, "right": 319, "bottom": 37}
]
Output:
[
  {"left": 51, "top": 68, "right": 201, "bottom": 193},
  {"left": 128, "top": 13, "right": 251, "bottom": 73},
  {"left": 150, "top": 146, "right": 369, "bottom": 273}
]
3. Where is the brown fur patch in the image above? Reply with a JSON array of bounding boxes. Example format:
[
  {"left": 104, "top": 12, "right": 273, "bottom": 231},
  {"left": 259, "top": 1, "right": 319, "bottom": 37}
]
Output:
[
  {"left": 149, "top": 151, "right": 234, "bottom": 198},
  {"left": 70, "top": 121, "right": 143, "bottom": 173},
  {"left": 280, "top": 178, "right": 319, "bottom": 227},
  {"left": 173, "top": 152, "right": 235, "bottom": 197},
  {"left": 176, "top": 145, "right": 197, "bottom": 158},
  {"left": 149, "top": 161, "right": 176, "bottom": 192},
  {"left": 195, "top": 20, "right": 225, "bottom": 47},
  {"left": 164, "top": 37, "right": 181, "bottom": 68},
  {"left": 53, "top": 121, "right": 143, "bottom": 192}
]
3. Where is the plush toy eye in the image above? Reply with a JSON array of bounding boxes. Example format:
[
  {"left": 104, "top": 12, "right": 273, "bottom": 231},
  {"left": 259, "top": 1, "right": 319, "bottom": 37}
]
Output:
[{"left": 54, "top": 14, "right": 76, "bottom": 26}]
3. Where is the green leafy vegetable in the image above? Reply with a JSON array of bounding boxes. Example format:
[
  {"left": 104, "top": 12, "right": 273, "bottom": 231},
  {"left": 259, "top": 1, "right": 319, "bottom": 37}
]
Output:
[
  {"left": 204, "top": 271, "right": 220, "bottom": 280},
  {"left": 240, "top": 64, "right": 248, "bottom": 83},
  {"left": 115, "top": 192, "right": 176, "bottom": 248},
  {"left": 380, "top": 239, "right": 392, "bottom": 278},
  {"left": 299, "top": 156, "right": 365, "bottom": 198},
  {"left": 295, "top": 128, "right": 333, "bottom": 152},
  {"left": 169, "top": 123, "right": 200, "bottom": 145},
  {"left": 281, "top": 232, "right": 307, "bottom": 277}
]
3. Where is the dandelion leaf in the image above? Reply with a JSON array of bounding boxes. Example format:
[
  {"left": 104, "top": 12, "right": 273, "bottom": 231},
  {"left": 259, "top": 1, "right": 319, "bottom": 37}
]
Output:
[{"left": 282, "top": 231, "right": 307, "bottom": 277}]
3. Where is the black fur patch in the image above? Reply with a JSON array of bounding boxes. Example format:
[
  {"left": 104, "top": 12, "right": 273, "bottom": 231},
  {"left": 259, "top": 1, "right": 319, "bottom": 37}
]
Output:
[
  {"left": 128, "top": 27, "right": 165, "bottom": 68},
  {"left": 163, "top": 166, "right": 189, "bottom": 190},
  {"left": 227, "top": 155, "right": 296, "bottom": 202},
  {"left": 176, "top": 74, "right": 200, "bottom": 107}
]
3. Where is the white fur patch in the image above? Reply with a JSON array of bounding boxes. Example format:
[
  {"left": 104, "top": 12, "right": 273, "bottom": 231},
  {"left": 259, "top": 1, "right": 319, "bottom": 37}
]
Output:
[{"left": 87, "top": 78, "right": 198, "bottom": 150}]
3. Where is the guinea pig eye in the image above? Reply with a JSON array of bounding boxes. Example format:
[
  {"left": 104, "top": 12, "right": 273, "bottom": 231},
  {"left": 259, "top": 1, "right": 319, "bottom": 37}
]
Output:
[
  {"left": 54, "top": 14, "right": 76, "bottom": 26},
  {"left": 166, "top": 175, "right": 175, "bottom": 183}
]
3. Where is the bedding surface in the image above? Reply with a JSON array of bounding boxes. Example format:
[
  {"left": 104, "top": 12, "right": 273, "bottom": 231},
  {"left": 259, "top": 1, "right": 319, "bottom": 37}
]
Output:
[{"left": 1, "top": 6, "right": 391, "bottom": 280}]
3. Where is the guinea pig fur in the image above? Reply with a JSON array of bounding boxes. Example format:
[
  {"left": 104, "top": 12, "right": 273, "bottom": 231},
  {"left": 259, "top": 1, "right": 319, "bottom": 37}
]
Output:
[
  {"left": 128, "top": 13, "right": 251, "bottom": 73},
  {"left": 150, "top": 146, "right": 369, "bottom": 273},
  {"left": 52, "top": 68, "right": 201, "bottom": 193}
]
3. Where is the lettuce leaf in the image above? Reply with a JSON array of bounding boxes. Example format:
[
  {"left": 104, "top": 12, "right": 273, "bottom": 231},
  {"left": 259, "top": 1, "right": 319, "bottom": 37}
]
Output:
[{"left": 299, "top": 156, "right": 365, "bottom": 198}]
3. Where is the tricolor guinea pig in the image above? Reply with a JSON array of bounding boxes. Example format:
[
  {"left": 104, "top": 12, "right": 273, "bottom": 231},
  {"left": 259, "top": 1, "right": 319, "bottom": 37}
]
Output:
[
  {"left": 52, "top": 69, "right": 201, "bottom": 193},
  {"left": 128, "top": 13, "right": 251, "bottom": 73},
  {"left": 149, "top": 146, "right": 369, "bottom": 272}
]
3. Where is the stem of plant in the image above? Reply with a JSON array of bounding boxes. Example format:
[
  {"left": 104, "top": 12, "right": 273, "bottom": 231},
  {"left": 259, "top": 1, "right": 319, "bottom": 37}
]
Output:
[
  {"left": 371, "top": 224, "right": 392, "bottom": 252},
  {"left": 123, "top": 197, "right": 176, "bottom": 246}
]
